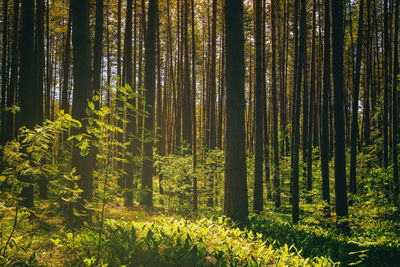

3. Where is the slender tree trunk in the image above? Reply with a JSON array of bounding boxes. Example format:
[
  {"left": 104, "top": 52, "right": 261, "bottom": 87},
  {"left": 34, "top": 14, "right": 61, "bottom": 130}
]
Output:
[
  {"left": 45, "top": 0, "right": 50, "bottom": 118},
  {"left": 142, "top": 0, "right": 157, "bottom": 207},
  {"left": 5, "top": 0, "right": 19, "bottom": 143},
  {"left": 124, "top": 0, "right": 135, "bottom": 207},
  {"left": 61, "top": 2, "right": 71, "bottom": 113},
  {"left": 209, "top": 0, "right": 217, "bottom": 149},
  {"left": 117, "top": 0, "right": 121, "bottom": 81},
  {"left": 392, "top": 0, "right": 399, "bottom": 204},
  {"left": 350, "top": 0, "right": 364, "bottom": 197},
  {"left": 332, "top": 0, "right": 349, "bottom": 232},
  {"left": 0, "top": 0, "right": 8, "bottom": 146},
  {"left": 306, "top": 0, "right": 317, "bottom": 204},
  {"left": 93, "top": 0, "right": 103, "bottom": 109},
  {"left": 192, "top": 0, "right": 198, "bottom": 210},
  {"left": 253, "top": 0, "right": 264, "bottom": 213},
  {"left": 182, "top": 0, "right": 192, "bottom": 146},
  {"left": 271, "top": 0, "right": 280, "bottom": 208},
  {"left": 35, "top": 0, "right": 44, "bottom": 126},
  {"left": 383, "top": 0, "right": 389, "bottom": 168},
  {"left": 292, "top": 0, "right": 306, "bottom": 224},
  {"left": 321, "top": 0, "right": 331, "bottom": 209}
]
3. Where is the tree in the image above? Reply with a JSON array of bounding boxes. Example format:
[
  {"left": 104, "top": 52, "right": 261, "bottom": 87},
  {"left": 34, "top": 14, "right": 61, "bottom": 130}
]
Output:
[
  {"left": 331, "top": 0, "right": 349, "bottom": 231},
  {"left": 124, "top": 0, "right": 136, "bottom": 207},
  {"left": 271, "top": 0, "right": 280, "bottom": 208},
  {"left": 142, "top": 0, "right": 158, "bottom": 207},
  {"left": 0, "top": 0, "right": 7, "bottom": 147},
  {"left": 182, "top": 0, "right": 192, "bottom": 146},
  {"left": 17, "top": 0, "right": 36, "bottom": 208},
  {"left": 306, "top": 0, "right": 317, "bottom": 203},
  {"left": 349, "top": 0, "right": 364, "bottom": 197},
  {"left": 61, "top": 2, "right": 72, "bottom": 113},
  {"left": 223, "top": 0, "right": 248, "bottom": 222},
  {"left": 192, "top": 0, "right": 198, "bottom": 210},
  {"left": 383, "top": 0, "right": 389, "bottom": 168},
  {"left": 5, "top": 0, "right": 19, "bottom": 143},
  {"left": 71, "top": 0, "right": 94, "bottom": 209},
  {"left": 321, "top": 0, "right": 330, "bottom": 210},
  {"left": 291, "top": 0, "right": 306, "bottom": 224},
  {"left": 35, "top": 0, "right": 46, "bottom": 198},
  {"left": 93, "top": 0, "right": 104, "bottom": 108},
  {"left": 392, "top": 0, "right": 399, "bottom": 204},
  {"left": 253, "top": 0, "right": 264, "bottom": 213}
]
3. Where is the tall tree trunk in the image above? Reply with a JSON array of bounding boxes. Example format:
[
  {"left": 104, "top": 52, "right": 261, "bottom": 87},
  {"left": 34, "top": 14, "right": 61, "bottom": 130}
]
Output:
[
  {"left": 321, "top": 0, "right": 331, "bottom": 210},
  {"left": 93, "top": 0, "right": 103, "bottom": 109},
  {"left": 253, "top": 0, "right": 264, "bottom": 213},
  {"left": 35, "top": 0, "right": 46, "bottom": 199},
  {"left": 271, "top": 0, "right": 280, "bottom": 208},
  {"left": 182, "top": 0, "right": 192, "bottom": 146},
  {"left": 292, "top": 0, "right": 305, "bottom": 224},
  {"left": 45, "top": 0, "right": 50, "bottom": 118},
  {"left": 18, "top": 0, "right": 36, "bottom": 208},
  {"left": 61, "top": 2, "right": 71, "bottom": 113},
  {"left": 383, "top": 0, "right": 389, "bottom": 168},
  {"left": 70, "top": 0, "right": 93, "bottom": 219},
  {"left": 392, "top": 0, "right": 399, "bottom": 204},
  {"left": 5, "top": 0, "right": 19, "bottom": 143},
  {"left": 35, "top": 0, "right": 44, "bottom": 125},
  {"left": 224, "top": 0, "right": 248, "bottom": 223},
  {"left": 306, "top": 0, "right": 317, "bottom": 204},
  {"left": 332, "top": 0, "right": 349, "bottom": 232},
  {"left": 349, "top": 0, "right": 364, "bottom": 197},
  {"left": 192, "top": 0, "right": 197, "bottom": 210},
  {"left": 142, "top": 0, "right": 157, "bottom": 207},
  {"left": 0, "top": 0, "right": 8, "bottom": 146},
  {"left": 124, "top": 0, "right": 136, "bottom": 207},
  {"left": 209, "top": 0, "right": 217, "bottom": 149},
  {"left": 117, "top": 0, "right": 121, "bottom": 81}
]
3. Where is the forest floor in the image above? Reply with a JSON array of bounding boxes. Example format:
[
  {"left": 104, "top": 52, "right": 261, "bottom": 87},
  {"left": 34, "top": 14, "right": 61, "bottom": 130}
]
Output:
[{"left": 1, "top": 199, "right": 400, "bottom": 266}]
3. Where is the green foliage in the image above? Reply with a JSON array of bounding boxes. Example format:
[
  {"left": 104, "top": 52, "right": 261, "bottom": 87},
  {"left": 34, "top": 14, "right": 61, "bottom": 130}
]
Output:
[
  {"left": 246, "top": 212, "right": 400, "bottom": 266},
  {"left": 0, "top": 112, "right": 81, "bottom": 207},
  {"left": 59, "top": 217, "right": 335, "bottom": 266},
  {"left": 154, "top": 147, "right": 224, "bottom": 211}
]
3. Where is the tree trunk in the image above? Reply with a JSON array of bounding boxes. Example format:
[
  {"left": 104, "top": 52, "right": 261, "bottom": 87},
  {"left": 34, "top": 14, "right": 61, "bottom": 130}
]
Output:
[
  {"left": 61, "top": 2, "right": 71, "bottom": 113},
  {"left": 349, "top": 0, "right": 364, "bottom": 197},
  {"left": 253, "top": 0, "right": 264, "bottom": 213},
  {"left": 223, "top": 0, "right": 248, "bottom": 222},
  {"left": 306, "top": 0, "right": 317, "bottom": 204},
  {"left": 70, "top": 0, "right": 94, "bottom": 217},
  {"left": 392, "top": 0, "right": 399, "bottom": 204},
  {"left": 331, "top": 0, "right": 349, "bottom": 232},
  {"left": 192, "top": 0, "right": 197, "bottom": 210},
  {"left": 321, "top": 0, "right": 331, "bottom": 209},
  {"left": 93, "top": 0, "right": 103, "bottom": 109},
  {"left": 124, "top": 0, "right": 136, "bottom": 207},
  {"left": 5, "top": 0, "right": 19, "bottom": 143},
  {"left": 292, "top": 0, "right": 305, "bottom": 224},
  {"left": 142, "top": 0, "right": 157, "bottom": 207},
  {"left": 0, "top": 0, "right": 8, "bottom": 146},
  {"left": 383, "top": 0, "right": 389, "bottom": 168},
  {"left": 271, "top": 0, "right": 280, "bottom": 208}
]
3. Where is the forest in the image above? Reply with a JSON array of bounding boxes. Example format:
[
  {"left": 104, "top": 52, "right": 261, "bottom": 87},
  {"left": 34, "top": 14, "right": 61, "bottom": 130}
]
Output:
[{"left": 0, "top": 0, "right": 399, "bottom": 265}]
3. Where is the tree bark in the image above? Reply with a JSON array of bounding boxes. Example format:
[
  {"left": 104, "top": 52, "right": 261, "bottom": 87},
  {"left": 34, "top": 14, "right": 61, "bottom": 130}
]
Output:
[
  {"left": 71, "top": 0, "right": 94, "bottom": 212},
  {"left": 223, "top": 0, "right": 248, "bottom": 222},
  {"left": 349, "top": 0, "right": 364, "bottom": 197},
  {"left": 331, "top": 0, "right": 349, "bottom": 232},
  {"left": 142, "top": 0, "right": 158, "bottom": 207}
]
